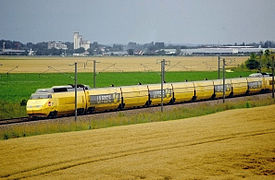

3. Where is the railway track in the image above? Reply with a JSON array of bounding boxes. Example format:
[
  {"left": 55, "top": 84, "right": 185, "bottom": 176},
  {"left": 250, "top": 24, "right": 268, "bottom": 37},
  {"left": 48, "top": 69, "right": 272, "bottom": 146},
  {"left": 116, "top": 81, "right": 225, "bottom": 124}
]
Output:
[
  {"left": 0, "top": 93, "right": 273, "bottom": 126},
  {"left": 0, "top": 116, "right": 29, "bottom": 125}
]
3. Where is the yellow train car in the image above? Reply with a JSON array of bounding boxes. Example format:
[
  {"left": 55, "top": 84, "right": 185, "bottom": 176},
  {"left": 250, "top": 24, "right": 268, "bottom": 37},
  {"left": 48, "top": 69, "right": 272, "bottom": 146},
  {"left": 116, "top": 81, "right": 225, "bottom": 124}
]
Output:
[
  {"left": 52, "top": 88, "right": 87, "bottom": 116},
  {"left": 147, "top": 83, "right": 173, "bottom": 105},
  {"left": 231, "top": 78, "right": 248, "bottom": 96},
  {"left": 27, "top": 85, "right": 87, "bottom": 117},
  {"left": 246, "top": 77, "right": 264, "bottom": 94},
  {"left": 121, "top": 85, "right": 149, "bottom": 109},
  {"left": 86, "top": 87, "right": 121, "bottom": 112},
  {"left": 27, "top": 93, "right": 54, "bottom": 117},
  {"left": 193, "top": 80, "right": 214, "bottom": 100},
  {"left": 263, "top": 76, "right": 274, "bottom": 91},
  {"left": 213, "top": 79, "right": 232, "bottom": 98},
  {"left": 171, "top": 82, "right": 194, "bottom": 103}
]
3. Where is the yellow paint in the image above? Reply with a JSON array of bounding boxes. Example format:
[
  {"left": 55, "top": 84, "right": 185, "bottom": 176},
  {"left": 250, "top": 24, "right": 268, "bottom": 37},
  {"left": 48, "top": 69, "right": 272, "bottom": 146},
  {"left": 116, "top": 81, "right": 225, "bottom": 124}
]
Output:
[
  {"left": 193, "top": 81, "right": 214, "bottom": 100},
  {"left": 246, "top": 77, "right": 264, "bottom": 94},
  {"left": 53, "top": 91, "right": 87, "bottom": 115},
  {"left": 172, "top": 82, "right": 194, "bottom": 102},
  {"left": 148, "top": 84, "right": 173, "bottom": 105},
  {"left": 26, "top": 99, "right": 52, "bottom": 117},
  {"left": 231, "top": 78, "right": 248, "bottom": 96},
  {"left": 213, "top": 79, "right": 232, "bottom": 98},
  {"left": 121, "top": 85, "right": 149, "bottom": 108},
  {"left": 86, "top": 87, "right": 121, "bottom": 111}
]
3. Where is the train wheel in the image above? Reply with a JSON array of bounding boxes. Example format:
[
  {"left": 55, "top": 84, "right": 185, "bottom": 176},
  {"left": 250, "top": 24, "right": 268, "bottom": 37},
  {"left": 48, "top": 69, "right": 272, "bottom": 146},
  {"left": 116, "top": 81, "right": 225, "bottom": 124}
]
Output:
[
  {"left": 77, "top": 108, "right": 85, "bottom": 115},
  {"left": 48, "top": 111, "right": 57, "bottom": 119}
]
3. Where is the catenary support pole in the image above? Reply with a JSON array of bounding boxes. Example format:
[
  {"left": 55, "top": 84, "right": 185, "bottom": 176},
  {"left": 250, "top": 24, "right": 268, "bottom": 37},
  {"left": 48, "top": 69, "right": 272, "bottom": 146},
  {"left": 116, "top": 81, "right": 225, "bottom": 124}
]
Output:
[
  {"left": 272, "top": 56, "right": 274, "bottom": 99},
  {"left": 218, "top": 56, "right": 220, "bottom": 79},
  {"left": 163, "top": 59, "right": 166, "bottom": 83},
  {"left": 161, "top": 59, "right": 165, "bottom": 112},
  {"left": 93, "top": 60, "right": 96, "bottom": 88},
  {"left": 223, "top": 58, "right": 225, "bottom": 103},
  {"left": 75, "top": 62, "right": 77, "bottom": 121}
]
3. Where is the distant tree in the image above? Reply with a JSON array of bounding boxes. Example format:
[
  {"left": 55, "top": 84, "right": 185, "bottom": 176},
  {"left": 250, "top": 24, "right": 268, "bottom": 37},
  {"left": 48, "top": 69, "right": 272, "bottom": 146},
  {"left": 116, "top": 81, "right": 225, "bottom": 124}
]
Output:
[
  {"left": 245, "top": 53, "right": 260, "bottom": 69},
  {"left": 264, "top": 49, "right": 271, "bottom": 69},
  {"left": 258, "top": 50, "right": 263, "bottom": 72},
  {"left": 245, "top": 59, "right": 260, "bottom": 70},
  {"left": 26, "top": 42, "right": 34, "bottom": 49},
  {"left": 49, "top": 48, "right": 62, "bottom": 56},
  {"left": 264, "top": 49, "right": 270, "bottom": 57},
  {"left": 74, "top": 47, "right": 85, "bottom": 53},
  {"left": 250, "top": 52, "right": 257, "bottom": 60},
  {"left": 87, "top": 48, "right": 94, "bottom": 56}
]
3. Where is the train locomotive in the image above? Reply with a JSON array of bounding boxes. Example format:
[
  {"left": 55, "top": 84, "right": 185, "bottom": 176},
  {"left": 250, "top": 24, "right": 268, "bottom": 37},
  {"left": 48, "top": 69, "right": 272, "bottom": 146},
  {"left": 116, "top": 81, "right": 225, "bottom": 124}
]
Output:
[{"left": 26, "top": 75, "right": 274, "bottom": 118}]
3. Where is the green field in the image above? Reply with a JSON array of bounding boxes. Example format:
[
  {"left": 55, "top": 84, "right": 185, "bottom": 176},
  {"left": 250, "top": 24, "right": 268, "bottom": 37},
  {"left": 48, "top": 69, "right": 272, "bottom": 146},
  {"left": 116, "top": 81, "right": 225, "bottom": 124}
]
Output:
[{"left": 0, "top": 71, "right": 252, "bottom": 119}]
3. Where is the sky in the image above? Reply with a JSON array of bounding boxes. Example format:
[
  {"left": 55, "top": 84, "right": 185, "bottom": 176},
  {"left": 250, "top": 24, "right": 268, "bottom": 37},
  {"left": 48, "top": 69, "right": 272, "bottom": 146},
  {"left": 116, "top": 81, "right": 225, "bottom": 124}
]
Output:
[{"left": 0, "top": 0, "right": 275, "bottom": 45}]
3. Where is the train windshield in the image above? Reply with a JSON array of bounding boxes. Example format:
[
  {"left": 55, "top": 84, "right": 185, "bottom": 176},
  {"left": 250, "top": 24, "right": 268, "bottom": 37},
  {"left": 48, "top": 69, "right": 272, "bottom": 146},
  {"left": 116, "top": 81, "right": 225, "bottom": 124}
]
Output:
[{"left": 30, "top": 93, "right": 52, "bottom": 99}]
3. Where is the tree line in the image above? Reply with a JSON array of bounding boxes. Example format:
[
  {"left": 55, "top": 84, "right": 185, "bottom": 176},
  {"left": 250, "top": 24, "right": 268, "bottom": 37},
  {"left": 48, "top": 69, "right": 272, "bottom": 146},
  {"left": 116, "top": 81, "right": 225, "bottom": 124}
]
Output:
[
  {"left": 245, "top": 50, "right": 274, "bottom": 71},
  {"left": 1, "top": 39, "right": 275, "bottom": 56}
]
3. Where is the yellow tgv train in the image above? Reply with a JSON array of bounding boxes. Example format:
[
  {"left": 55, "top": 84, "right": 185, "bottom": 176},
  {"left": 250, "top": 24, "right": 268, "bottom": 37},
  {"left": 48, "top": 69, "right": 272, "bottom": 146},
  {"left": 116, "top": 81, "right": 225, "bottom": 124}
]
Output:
[{"left": 26, "top": 75, "right": 274, "bottom": 118}]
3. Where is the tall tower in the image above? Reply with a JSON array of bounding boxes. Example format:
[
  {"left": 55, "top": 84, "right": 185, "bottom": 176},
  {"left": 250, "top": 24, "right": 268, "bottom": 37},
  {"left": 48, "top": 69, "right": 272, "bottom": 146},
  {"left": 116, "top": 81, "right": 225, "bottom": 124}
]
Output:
[
  {"left": 2, "top": 42, "right": 5, "bottom": 51},
  {"left": 73, "top": 32, "right": 80, "bottom": 49}
]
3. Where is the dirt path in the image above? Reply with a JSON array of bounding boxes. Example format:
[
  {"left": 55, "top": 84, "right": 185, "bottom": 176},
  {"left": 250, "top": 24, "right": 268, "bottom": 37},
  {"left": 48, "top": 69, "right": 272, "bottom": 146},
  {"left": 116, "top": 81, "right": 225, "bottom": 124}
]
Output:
[{"left": 0, "top": 105, "right": 274, "bottom": 179}]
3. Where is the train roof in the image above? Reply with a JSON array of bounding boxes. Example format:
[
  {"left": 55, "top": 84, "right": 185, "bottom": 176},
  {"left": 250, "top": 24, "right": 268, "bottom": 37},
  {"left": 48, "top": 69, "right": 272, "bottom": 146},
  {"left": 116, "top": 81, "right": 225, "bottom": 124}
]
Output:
[
  {"left": 35, "top": 88, "right": 53, "bottom": 93},
  {"left": 249, "top": 73, "right": 272, "bottom": 77}
]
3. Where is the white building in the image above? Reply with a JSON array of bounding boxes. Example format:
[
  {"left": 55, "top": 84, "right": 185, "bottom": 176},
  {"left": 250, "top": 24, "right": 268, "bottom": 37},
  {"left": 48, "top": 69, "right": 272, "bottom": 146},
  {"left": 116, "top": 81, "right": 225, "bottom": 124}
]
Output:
[
  {"left": 73, "top": 32, "right": 80, "bottom": 49},
  {"left": 48, "top": 41, "right": 67, "bottom": 50},
  {"left": 73, "top": 32, "right": 90, "bottom": 50}
]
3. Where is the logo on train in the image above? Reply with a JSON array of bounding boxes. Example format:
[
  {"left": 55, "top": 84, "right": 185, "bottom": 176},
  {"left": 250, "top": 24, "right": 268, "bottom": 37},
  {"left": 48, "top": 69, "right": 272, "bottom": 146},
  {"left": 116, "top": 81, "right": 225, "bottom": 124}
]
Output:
[
  {"left": 214, "top": 84, "right": 232, "bottom": 92},
  {"left": 149, "top": 88, "right": 172, "bottom": 99},
  {"left": 90, "top": 93, "right": 120, "bottom": 104},
  {"left": 248, "top": 81, "right": 262, "bottom": 89}
]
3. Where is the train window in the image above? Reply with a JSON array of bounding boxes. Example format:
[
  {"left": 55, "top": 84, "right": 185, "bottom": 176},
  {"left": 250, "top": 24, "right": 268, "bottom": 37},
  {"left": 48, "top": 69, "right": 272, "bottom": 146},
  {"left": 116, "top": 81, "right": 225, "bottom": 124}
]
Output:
[
  {"left": 214, "top": 84, "right": 231, "bottom": 92},
  {"left": 90, "top": 93, "right": 120, "bottom": 104},
  {"left": 248, "top": 81, "right": 262, "bottom": 89},
  {"left": 30, "top": 93, "right": 52, "bottom": 99},
  {"left": 67, "top": 88, "right": 84, "bottom": 92},
  {"left": 53, "top": 88, "right": 68, "bottom": 92},
  {"left": 149, "top": 89, "right": 172, "bottom": 99}
]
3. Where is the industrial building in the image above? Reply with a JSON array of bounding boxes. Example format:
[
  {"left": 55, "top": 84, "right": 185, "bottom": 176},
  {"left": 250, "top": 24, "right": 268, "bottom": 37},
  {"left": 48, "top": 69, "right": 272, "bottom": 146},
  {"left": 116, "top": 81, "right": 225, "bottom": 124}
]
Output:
[
  {"left": 73, "top": 32, "right": 90, "bottom": 50},
  {"left": 48, "top": 41, "right": 67, "bottom": 50}
]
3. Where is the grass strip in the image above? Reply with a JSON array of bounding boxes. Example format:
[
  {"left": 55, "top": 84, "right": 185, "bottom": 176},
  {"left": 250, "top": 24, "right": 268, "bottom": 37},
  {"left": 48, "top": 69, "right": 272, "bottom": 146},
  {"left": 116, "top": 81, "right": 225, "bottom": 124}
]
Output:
[{"left": 1, "top": 95, "right": 274, "bottom": 140}]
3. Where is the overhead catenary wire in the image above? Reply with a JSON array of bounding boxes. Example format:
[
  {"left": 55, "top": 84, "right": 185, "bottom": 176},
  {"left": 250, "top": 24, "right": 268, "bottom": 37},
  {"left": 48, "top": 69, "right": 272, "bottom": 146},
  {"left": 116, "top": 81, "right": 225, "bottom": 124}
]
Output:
[{"left": 48, "top": 66, "right": 74, "bottom": 79}]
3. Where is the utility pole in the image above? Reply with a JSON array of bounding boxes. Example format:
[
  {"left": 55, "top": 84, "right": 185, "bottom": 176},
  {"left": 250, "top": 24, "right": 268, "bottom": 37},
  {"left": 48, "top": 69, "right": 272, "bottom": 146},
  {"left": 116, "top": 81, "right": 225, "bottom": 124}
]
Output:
[
  {"left": 75, "top": 62, "right": 77, "bottom": 121},
  {"left": 161, "top": 59, "right": 165, "bottom": 112},
  {"left": 223, "top": 58, "right": 225, "bottom": 103},
  {"left": 218, "top": 56, "right": 221, "bottom": 79},
  {"left": 272, "top": 56, "right": 274, "bottom": 99},
  {"left": 157, "top": 59, "right": 169, "bottom": 112},
  {"left": 93, "top": 60, "right": 96, "bottom": 88}
]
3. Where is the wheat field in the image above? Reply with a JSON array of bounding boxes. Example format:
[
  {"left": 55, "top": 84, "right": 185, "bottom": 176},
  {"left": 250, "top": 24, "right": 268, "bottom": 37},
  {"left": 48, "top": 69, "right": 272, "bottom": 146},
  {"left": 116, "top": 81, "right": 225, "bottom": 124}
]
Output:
[
  {"left": 0, "top": 104, "right": 274, "bottom": 179},
  {"left": 0, "top": 56, "right": 248, "bottom": 73}
]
